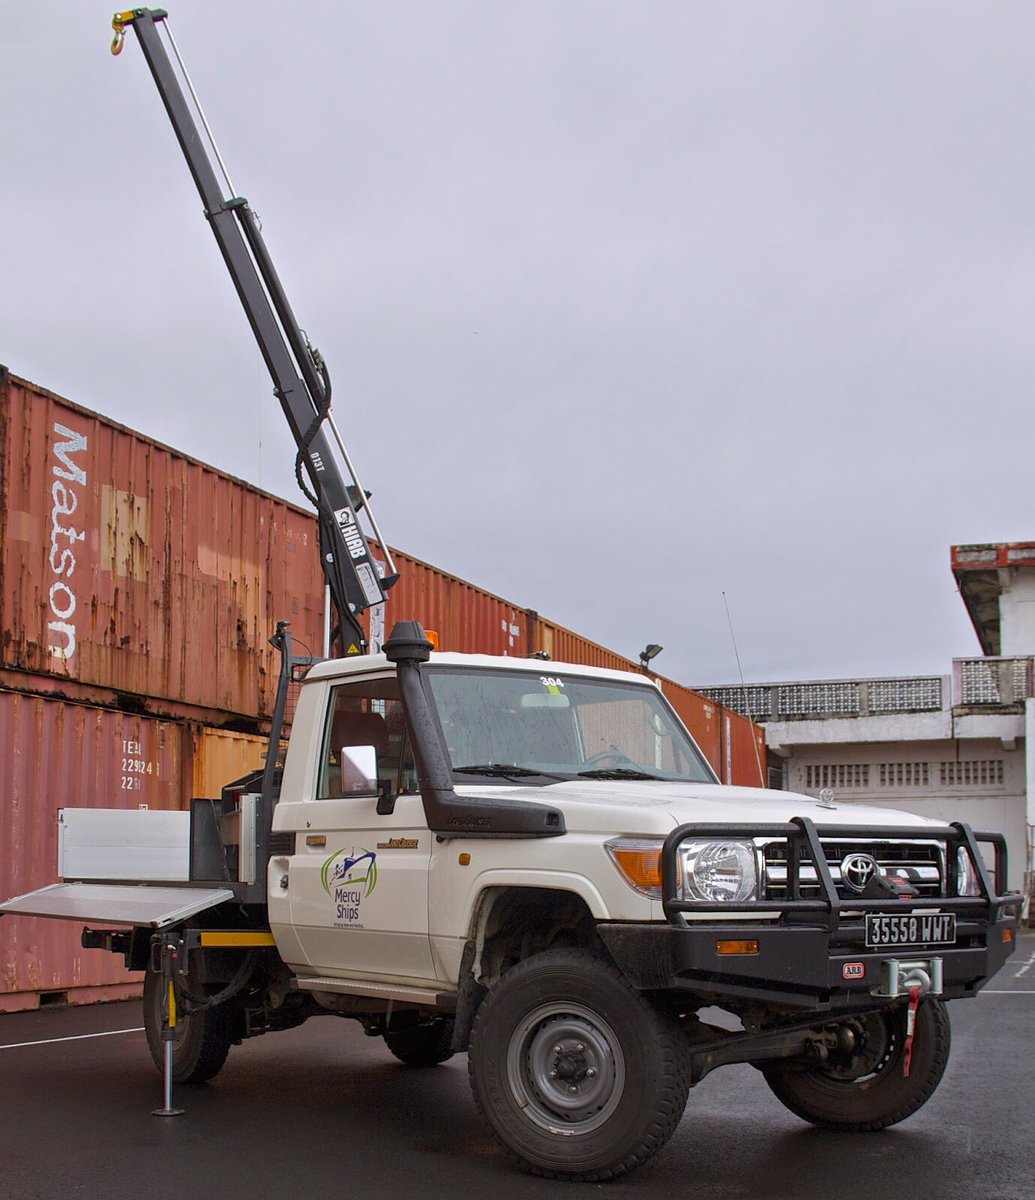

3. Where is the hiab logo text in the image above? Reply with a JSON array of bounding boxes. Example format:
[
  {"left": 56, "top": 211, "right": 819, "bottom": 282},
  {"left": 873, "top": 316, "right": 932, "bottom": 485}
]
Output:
[{"left": 322, "top": 847, "right": 378, "bottom": 927}]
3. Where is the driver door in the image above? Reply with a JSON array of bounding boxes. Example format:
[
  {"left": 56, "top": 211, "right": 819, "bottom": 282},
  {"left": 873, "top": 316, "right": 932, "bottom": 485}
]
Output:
[{"left": 288, "top": 675, "right": 437, "bottom": 985}]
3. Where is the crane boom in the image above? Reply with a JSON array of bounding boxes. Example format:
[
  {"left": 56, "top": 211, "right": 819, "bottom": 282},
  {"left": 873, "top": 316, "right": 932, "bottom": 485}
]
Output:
[{"left": 111, "top": 7, "right": 397, "bottom": 654}]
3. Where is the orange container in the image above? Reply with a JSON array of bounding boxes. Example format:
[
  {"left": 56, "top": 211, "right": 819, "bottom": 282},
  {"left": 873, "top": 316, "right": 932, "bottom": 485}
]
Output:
[
  {"left": 375, "top": 548, "right": 530, "bottom": 656},
  {"left": 0, "top": 690, "right": 189, "bottom": 1011},
  {"left": 192, "top": 727, "right": 267, "bottom": 799},
  {"left": 662, "top": 682, "right": 722, "bottom": 775}
]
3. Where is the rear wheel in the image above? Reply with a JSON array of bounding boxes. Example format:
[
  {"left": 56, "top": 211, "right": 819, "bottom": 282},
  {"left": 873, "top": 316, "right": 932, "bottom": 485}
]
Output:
[
  {"left": 142, "top": 964, "right": 234, "bottom": 1085},
  {"left": 763, "top": 998, "right": 951, "bottom": 1131},
  {"left": 383, "top": 1016, "right": 455, "bottom": 1067},
  {"left": 468, "top": 949, "right": 691, "bottom": 1181}
]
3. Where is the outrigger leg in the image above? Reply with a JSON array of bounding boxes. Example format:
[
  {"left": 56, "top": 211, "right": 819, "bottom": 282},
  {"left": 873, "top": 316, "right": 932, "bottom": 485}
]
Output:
[{"left": 151, "top": 932, "right": 184, "bottom": 1117}]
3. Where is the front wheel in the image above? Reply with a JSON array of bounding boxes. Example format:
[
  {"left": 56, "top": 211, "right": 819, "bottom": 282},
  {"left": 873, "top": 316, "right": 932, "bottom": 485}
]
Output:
[
  {"left": 142, "top": 964, "right": 234, "bottom": 1085},
  {"left": 468, "top": 949, "right": 691, "bottom": 1181},
  {"left": 763, "top": 998, "right": 951, "bottom": 1131}
]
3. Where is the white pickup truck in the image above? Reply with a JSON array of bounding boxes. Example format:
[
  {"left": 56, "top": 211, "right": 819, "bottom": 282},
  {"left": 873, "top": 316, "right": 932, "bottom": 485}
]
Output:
[
  {"left": 2, "top": 621, "right": 1020, "bottom": 1181},
  {"left": 5, "top": 13, "right": 1014, "bottom": 1180}
]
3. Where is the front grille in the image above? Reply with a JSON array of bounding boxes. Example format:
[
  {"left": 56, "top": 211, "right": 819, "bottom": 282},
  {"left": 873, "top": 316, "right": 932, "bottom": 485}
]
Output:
[{"left": 763, "top": 839, "right": 944, "bottom": 900}]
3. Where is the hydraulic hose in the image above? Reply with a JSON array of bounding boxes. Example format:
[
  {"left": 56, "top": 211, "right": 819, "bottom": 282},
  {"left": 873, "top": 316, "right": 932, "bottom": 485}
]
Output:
[{"left": 294, "top": 352, "right": 332, "bottom": 507}]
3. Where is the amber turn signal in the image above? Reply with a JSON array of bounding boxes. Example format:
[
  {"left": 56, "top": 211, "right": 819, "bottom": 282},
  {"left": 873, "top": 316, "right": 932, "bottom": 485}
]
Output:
[
  {"left": 610, "top": 848, "right": 662, "bottom": 892},
  {"left": 716, "top": 939, "right": 760, "bottom": 956}
]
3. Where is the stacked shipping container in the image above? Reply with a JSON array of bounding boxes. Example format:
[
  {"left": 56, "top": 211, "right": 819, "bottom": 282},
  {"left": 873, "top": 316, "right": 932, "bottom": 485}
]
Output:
[
  {"left": 0, "top": 370, "right": 765, "bottom": 1010},
  {"left": 372, "top": 548, "right": 531, "bottom": 660},
  {"left": 0, "top": 693, "right": 192, "bottom": 1010},
  {"left": 0, "top": 369, "right": 325, "bottom": 723},
  {"left": 370, "top": 574, "right": 767, "bottom": 779}
]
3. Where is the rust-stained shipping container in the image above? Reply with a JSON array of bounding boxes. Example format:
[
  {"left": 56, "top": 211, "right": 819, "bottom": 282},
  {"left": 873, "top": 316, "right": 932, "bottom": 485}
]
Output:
[
  {"left": 662, "top": 681, "right": 722, "bottom": 774},
  {"left": 370, "top": 548, "right": 530, "bottom": 657},
  {"left": 0, "top": 370, "right": 325, "bottom": 724},
  {"left": 533, "top": 616, "right": 633, "bottom": 673},
  {"left": 714, "top": 708, "right": 767, "bottom": 787},
  {"left": 0, "top": 691, "right": 189, "bottom": 1012}
]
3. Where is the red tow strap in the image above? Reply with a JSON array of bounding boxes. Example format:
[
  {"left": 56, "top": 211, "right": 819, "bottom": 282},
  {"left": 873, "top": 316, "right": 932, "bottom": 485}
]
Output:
[{"left": 903, "top": 986, "right": 922, "bottom": 1077}]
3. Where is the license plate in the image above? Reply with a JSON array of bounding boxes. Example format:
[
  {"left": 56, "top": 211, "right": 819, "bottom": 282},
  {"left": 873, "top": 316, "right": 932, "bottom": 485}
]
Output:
[{"left": 865, "top": 913, "right": 956, "bottom": 949}]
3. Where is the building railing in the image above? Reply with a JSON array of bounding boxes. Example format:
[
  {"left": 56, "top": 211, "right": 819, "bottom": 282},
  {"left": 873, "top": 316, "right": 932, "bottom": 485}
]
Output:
[
  {"left": 954, "top": 656, "right": 1033, "bottom": 707},
  {"left": 698, "top": 657, "right": 1034, "bottom": 722}
]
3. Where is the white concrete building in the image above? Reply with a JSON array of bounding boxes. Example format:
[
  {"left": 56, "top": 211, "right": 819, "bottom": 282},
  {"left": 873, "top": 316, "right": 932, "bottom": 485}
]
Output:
[{"left": 699, "top": 541, "right": 1035, "bottom": 904}]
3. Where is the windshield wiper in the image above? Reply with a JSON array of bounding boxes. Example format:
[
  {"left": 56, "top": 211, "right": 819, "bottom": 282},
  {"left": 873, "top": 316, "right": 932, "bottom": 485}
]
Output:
[
  {"left": 576, "top": 767, "right": 663, "bottom": 780},
  {"left": 453, "top": 764, "right": 565, "bottom": 781}
]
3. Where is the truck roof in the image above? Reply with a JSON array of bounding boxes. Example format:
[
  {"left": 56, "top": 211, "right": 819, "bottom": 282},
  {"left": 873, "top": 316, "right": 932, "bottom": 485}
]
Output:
[{"left": 304, "top": 651, "right": 661, "bottom": 689}]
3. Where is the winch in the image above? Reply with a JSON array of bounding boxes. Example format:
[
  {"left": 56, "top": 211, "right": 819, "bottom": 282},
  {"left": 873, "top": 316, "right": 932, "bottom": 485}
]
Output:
[{"left": 871, "top": 956, "right": 944, "bottom": 999}]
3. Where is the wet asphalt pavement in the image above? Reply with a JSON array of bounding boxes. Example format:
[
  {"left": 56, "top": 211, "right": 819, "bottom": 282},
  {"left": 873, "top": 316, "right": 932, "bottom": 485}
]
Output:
[{"left": 2, "top": 932, "right": 1033, "bottom": 1200}]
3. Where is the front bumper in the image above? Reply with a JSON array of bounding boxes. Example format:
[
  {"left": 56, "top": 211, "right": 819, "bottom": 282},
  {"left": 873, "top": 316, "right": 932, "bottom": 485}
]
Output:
[
  {"left": 597, "top": 914, "right": 1018, "bottom": 1009},
  {"left": 598, "top": 816, "right": 1021, "bottom": 1011}
]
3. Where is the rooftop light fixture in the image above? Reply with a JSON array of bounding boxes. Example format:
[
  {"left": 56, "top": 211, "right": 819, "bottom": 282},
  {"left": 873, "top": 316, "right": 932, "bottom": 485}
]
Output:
[{"left": 639, "top": 644, "right": 663, "bottom": 671}]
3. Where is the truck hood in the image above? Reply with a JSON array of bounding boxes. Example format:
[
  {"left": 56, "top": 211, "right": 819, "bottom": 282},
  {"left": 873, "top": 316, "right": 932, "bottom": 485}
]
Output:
[{"left": 457, "top": 780, "right": 942, "bottom": 837}]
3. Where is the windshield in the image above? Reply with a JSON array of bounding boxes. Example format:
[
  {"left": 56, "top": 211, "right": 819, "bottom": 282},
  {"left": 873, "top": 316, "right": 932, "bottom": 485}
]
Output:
[{"left": 425, "top": 667, "right": 717, "bottom": 784}]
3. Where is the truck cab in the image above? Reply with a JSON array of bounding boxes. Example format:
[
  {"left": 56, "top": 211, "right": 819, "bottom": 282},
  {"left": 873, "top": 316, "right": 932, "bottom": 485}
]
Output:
[
  {"left": 267, "top": 650, "right": 717, "bottom": 988},
  {"left": 266, "top": 638, "right": 1017, "bottom": 1014}
]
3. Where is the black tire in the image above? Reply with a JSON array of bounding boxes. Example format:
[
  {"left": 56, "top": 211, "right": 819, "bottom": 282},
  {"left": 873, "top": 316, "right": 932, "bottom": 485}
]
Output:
[
  {"left": 142, "top": 964, "right": 234, "bottom": 1085},
  {"left": 383, "top": 1016, "right": 456, "bottom": 1067},
  {"left": 763, "top": 998, "right": 951, "bottom": 1131},
  {"left": 468, "top": 949, "right": 692, "bottom": 1181}
]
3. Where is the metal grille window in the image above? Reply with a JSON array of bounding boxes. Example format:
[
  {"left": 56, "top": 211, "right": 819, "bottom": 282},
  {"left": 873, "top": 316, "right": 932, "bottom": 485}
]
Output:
[
  {"left": 805, "top": 763, "right": 869, "bottom": 789},
  {"left": 960, "top": 660, "right": 999, "bottom": 705},
  {"left": 780, "top": 682, "right": 861, "bottom": 717},
  {"left": 939, "top": 760, "right": 1005, "bottom": 788},
  {"left": 696, "top": 676, "right": 949, "bottom": 722},
  {"left": 695, "top": 686, "right": 773, "bottom": 719},
  {"left": 958, "top": 658, "right": 1032, "bottom": 705},
  {"left": 879, "top": 762, "right": 929, "bottom": 787},
  {"left": 869, "top": 678, "right": 943, "bottom": 713}
]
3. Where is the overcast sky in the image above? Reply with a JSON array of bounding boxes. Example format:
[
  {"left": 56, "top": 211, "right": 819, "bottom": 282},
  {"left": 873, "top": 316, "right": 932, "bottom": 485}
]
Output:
[{"left": 4, "top": 3, "right": 1034, "bottom": 687}]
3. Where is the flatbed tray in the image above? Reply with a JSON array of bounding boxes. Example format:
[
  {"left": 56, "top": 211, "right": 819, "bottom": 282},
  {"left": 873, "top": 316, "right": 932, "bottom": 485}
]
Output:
[{"left": 0, "top": 882, "right": 235, "bottom": 929}]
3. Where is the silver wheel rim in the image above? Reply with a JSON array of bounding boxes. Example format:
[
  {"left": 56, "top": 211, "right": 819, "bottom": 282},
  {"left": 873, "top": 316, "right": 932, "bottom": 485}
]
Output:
[{"left": 505, "top": 1002, "right": 625, "bottom": 1135}]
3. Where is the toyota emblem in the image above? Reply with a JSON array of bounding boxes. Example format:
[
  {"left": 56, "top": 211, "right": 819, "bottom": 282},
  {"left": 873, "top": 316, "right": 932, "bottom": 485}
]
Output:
[{"left": 841, "top": 853, "right": 881, "bottom": 893}]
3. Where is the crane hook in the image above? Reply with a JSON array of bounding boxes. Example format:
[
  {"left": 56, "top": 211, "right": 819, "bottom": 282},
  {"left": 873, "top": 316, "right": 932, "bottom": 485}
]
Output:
[{"left": 111, "top": 11, "right": 136, "bottom": 56}]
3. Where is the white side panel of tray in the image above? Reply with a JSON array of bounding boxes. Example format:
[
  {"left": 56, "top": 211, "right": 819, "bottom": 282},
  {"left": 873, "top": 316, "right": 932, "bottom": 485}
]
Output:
[{"left": 58, "top": 808, "right": 190, "bottom": 882}]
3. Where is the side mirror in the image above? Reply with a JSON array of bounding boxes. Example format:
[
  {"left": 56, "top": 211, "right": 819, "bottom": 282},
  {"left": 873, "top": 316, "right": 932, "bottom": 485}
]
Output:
[{"left": 340, "top": 744, "right": 378, "bottom": 795}]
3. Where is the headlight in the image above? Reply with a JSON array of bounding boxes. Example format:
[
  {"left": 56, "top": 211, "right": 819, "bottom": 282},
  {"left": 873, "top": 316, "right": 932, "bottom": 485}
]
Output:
[
  {"left": 956, "top": 846, "right": 982, "bottom": 897},
  {"left": 679, "top": 840, "right": 758, "bottom": 903},
  {"left": 605, "top": 837, "right": 758, "bottom": 903}
]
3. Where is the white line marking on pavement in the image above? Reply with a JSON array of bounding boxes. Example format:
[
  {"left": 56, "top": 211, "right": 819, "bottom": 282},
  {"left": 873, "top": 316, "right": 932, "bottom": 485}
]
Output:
[
  {"left": 0, "top": 1026, "right": 144, "bottom": 1051},
  {"left": 980, "top": 990, "right": 1035, "bottom": 995},
  {"left": 1015, "top": 951, "right": 1035, "bottom": 978}
]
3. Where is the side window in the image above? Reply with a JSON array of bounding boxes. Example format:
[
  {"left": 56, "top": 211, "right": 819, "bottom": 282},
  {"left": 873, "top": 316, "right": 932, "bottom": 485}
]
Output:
[{"left": 318, "top": 677, "right": 416, "bottom": 800}]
